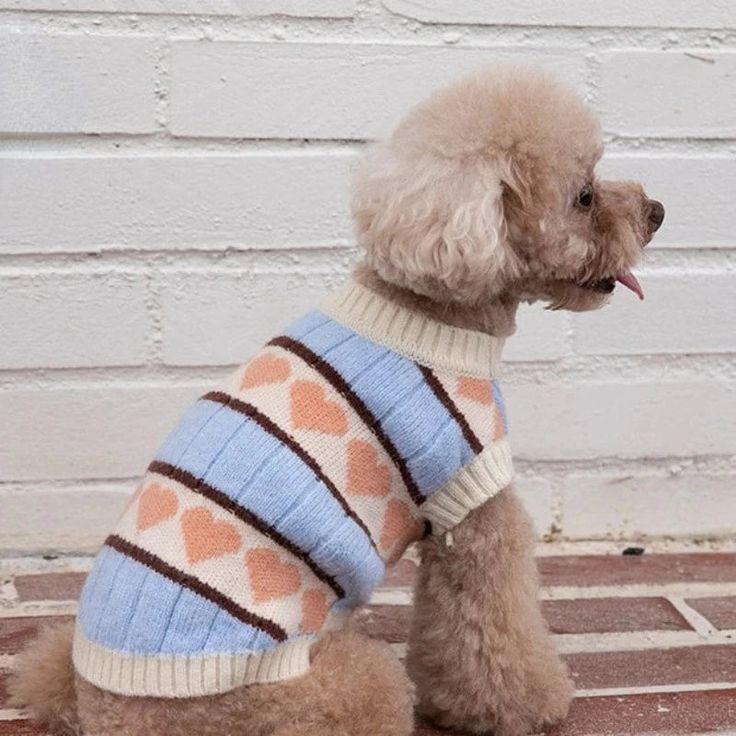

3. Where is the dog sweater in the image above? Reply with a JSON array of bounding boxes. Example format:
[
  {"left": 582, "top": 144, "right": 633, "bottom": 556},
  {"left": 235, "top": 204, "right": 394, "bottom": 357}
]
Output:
[{"left": 73, "top": 279, "right": 514, "bottom": 698}]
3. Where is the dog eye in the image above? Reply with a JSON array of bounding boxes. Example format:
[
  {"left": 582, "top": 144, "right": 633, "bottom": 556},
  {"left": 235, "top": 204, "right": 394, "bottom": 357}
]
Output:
[{"left": 577, "top": 184, "right": 594, "bottom": 208}]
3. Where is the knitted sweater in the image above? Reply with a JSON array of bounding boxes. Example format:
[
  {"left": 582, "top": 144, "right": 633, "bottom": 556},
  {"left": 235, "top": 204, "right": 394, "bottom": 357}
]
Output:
[{"left": 73, "top": 279, "right": 514, "bottom": 698}]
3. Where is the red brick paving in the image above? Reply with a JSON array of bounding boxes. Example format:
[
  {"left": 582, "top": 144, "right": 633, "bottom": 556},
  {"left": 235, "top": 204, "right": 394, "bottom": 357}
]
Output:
[
  {"left": 2, "top": 552, "right": 736, "bottom": 735},
  {"left": 542, "top": 597, "right": 691, "bottom": 634},
  {"left": 0, "top": 616, "right": 74, "bottom": 655},
  {"left": 538, "top": 553, "right": 736, "bottom": 587},
  {"left": 549, "top": 689, "right": 736, "bottom": 735},
  {"left": 0, "top": 724, "right": 48, "bottom": 736},
  {"left": 686, "top": 596, "right": 736, "bottom": 630},
  {"left": 13, "top": 573, "right": 86, "bottom": 603},
  {"left": 567, "top": 644, "right": 736, "bottom": 690}
]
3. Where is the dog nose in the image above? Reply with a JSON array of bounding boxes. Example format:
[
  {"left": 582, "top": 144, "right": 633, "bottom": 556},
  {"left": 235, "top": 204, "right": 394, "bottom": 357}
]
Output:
[{"left": 647, "top": 199, "right": 665, "bottom": 233}]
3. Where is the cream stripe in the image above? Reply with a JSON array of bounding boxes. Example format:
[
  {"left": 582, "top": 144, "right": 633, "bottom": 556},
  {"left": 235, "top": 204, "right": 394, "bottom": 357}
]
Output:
[
  {"left": 323, "top": 279, "right": 505, "bottom": 378},
  {"left": 73, "top": 626, "right": 313, "bottom": 698}
]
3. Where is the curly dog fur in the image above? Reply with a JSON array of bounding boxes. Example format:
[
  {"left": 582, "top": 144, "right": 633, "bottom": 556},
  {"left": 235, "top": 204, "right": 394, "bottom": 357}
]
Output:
[{"left": 10, "top": 64, "right": 662, "bottom": 735}]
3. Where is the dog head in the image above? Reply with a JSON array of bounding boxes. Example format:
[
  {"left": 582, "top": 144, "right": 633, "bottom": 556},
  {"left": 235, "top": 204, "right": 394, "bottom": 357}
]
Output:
[{"left": 351, "top": 65, "right": 664, "bottom": 311}]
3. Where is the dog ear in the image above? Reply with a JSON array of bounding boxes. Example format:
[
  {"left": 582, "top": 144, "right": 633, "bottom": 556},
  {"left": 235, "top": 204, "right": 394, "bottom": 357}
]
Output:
[{"left": 351, "top": 145, "right": 518, "bottom": 304}]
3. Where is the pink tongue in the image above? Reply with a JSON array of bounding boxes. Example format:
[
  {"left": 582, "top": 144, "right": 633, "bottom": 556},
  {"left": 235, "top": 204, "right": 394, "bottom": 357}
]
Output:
[{"left": 617, "top": 271, "right": 644, "bottom": 300}]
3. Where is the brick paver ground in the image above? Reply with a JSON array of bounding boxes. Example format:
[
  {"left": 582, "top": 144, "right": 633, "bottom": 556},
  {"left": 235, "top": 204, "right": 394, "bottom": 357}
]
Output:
[{"left": 1, "top": 549, "right": 735, "bottom": 735}]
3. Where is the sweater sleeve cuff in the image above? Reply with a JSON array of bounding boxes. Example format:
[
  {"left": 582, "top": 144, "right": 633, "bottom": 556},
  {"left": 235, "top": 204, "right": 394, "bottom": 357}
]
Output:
[{"left": 421, "top": 439, "right": 515, "bottom": 535}]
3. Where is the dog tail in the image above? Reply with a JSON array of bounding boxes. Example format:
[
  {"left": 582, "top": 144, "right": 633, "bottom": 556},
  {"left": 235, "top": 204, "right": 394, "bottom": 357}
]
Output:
[{"left": 8, "top": 620, "right": 81, "bottom": 735}]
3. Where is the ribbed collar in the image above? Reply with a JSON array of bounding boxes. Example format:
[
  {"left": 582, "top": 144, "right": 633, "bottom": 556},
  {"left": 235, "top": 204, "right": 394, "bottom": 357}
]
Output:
[{"left": 323, "top": 279, "right": 504, "bottom": 378}]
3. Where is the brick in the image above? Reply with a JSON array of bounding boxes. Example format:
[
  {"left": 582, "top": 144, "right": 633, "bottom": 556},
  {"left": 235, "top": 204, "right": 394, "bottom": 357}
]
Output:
[
  {"left": 0, "top": 274, "right": 148, "bottom": 369},
  {"left": 0, "top": 616, "right": 74, "bottom": 655},
  {"left": 551, "top": 689, "right": 736, "bottom": 735},
  {"left": 560, "top": 474, "right": 736, "bottom": 539},
  {"left": 383, "top": 0, "right": 736, "bottom": 28},
  {"left": 0, "top": 486, "right": 130, "bottom": 553},
  {"left": 0, "top": 384, "right": 204, "bottom": 481},
  {"left": 14, "top": 573, "right": 87, "bottom": 603},
  {"left": 0, "top": 721, "right": 50, "bottom": 736},
  {"left": 599, "top": 154, "right": 735, "bottom": 248},
  {"left": 539, "top": 553, "right": 736, "bottom": 588},
  {"left": 356, "top": 605, "right": 411, "bottom": 643},
  {"left": 573, "top": 274, "right": 736, "bottom": 355},
  {"left": 0, "top": 33, "right": 156, "bottom": 134},
  {"left": 686, "top": 597, "right": 736, "bottom": 631},
  {"left": 544, "top": 597, "right": 690, "bottom": 635},
  {"left": 0, "top": 152, "right": 353, "bottom": 254},
  {"left": 514, "top": 477, "right": 555, "bottom": 537},
  {"left": 159, "top": 269, "right": 346, "bottom": 366},
  {"left": 0, "top": 0, "right": 355, "bottom": 16},
  {"left": 504, "top": 303, "right": 568, "bottom": 363},
  {"left": 506, "top": 379, "right": 736, "bottom": 460},
  {"left": 169, "top": 42, "right": 584, "bottom": 140},
  {"left": 600, "top": 50, "right": 736, "bottom": 138},
  {"left": 381, "top": 557, "right": 418, "bottom": 588},
  {"left": 358, "top": 598, "right": 691, "bottom": 643},
  {"left": 567, "top": 645, "right": 736, "bottom": 690}
]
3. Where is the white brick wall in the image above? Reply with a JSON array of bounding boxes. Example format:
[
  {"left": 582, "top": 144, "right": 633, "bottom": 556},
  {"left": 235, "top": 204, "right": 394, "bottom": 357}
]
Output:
[{"left": 1, "top": 1, "right": 734, "bottom": 553}]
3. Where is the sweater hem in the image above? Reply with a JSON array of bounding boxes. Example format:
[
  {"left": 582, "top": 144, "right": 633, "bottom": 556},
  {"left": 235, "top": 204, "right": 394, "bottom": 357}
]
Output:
[
  {"left": 323, "top": 279, "right": 505, "bottom": 378},
  {"left": 422, "top": 439, "right": 514, "bottom": 534},
  {"left": 72, "top": 627, "right": 313, "bottom": 698}
]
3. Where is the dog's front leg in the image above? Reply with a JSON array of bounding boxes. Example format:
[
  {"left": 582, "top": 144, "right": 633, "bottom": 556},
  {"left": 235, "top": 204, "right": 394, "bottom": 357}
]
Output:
[{"left": 406, "top": 486, "right": 573, "bottom": 736}]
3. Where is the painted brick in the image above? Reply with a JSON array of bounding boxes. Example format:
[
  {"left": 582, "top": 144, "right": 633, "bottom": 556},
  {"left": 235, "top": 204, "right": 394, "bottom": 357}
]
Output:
[
  {"left": 514, "top": 477, "right": 555, "bottom": 537},
  {"left": 560, "top": 474, "right": 736, "bottom": 539},
  {"left": 0, "top": 33, "right": 156, "bottom": 134},
  {"left": 0, "top": 0, "right": 355, "bottom": 16},
  {"left": 159, "top": 268, "right": 347, "bottom": 366},
  {"left": 0, "top": 274, "right": 148, "bottom": 369},
  {"left": 168, "top": 42, "right": 585, "bottom": 140},
  {"left": 14, "top": 572, "right": 87, "bottom": 602},
  {"left": 599, "top": 154, "right": 735, "bottom": 248},
  {"left": 0, "top": 151, "right": 354, "bottom": 254},
  {"left": 573, "top": 273, "right": 736, "bottom": 356},
  {"left": 383, "top": 0, "right": 736, "bottom": 29},
  {"left": 0, "top": 385, "right": 205, "bottom": 481},
  {"left": 538, "top": 553, "right": 736, "bottom": 587},
  {"left": 0, "top": 486, "right": 130, "bottom": 553},
  {"left": 506, "top": 379, "right": 736, "bottom": 460},
  {"left": 600, "top": 50, "right": 736, "bottom": 138},
  {"left": 504, "top": 303, "right": 568, "bottom": 363}
]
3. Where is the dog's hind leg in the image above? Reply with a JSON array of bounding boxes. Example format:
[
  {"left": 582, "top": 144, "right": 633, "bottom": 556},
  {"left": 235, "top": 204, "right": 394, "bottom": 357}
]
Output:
[
  {"left": 64, "top": 629, "right": 413, "bottom": 736},
  {"left": 407, "top": 486, "right": 573, "bottom": 736}
]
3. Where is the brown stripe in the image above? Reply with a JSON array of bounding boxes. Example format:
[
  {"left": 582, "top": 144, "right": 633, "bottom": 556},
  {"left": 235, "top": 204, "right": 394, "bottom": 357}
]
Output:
[
  {"left": 202, "top": 390, "right": 378, "bottom": 550},
  {"left": 417, "top": 365, "right": 484, "bottom": 454},
  {"left": 268, "top": 335, "right": 423, "bottom": 505},
  {"left": 148, "top": 460, "right": 345, "bottom": 599},
  {"left": 105, "top": 534, "right": 287, "bottom": 642}
]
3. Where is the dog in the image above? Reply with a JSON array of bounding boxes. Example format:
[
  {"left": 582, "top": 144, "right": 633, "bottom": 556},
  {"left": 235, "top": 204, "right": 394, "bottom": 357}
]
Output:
[{"left": 11, "top": 65, "right": 663, "bottom": 736}]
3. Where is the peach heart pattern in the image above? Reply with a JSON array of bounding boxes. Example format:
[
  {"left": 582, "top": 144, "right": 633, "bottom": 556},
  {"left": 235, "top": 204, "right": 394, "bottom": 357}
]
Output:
[
  {"left": 246, "top": 548, "right": 302, "bottom": 604},
  {"left": 181, "top": 507, "right": 242, "bottom": 564},
  {"left": 380, "top": 500, "right": 423, "bottom": 564},
  {"left": 241, "top": 353, "right": 291, "bottom": 390},
  {"left": 136, "top": 484, "right": 179, "bottom": 532},
  {"left": 458, "top": 377, "right": 493, "bottom": 405},
  {"left": 301, "top": 589, "right": 330, "bottom": 633},
  {"left": 290, "top": 380, "right": 348, "bottom": 436},
  {"left": 346, "top": 439, "right": 392, "bottom": 497}
]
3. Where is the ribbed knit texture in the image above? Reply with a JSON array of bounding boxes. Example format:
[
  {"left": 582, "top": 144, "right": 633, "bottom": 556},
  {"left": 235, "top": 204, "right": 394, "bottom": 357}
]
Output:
[{"left": 74, "top": 278, "right": 514, "bottom": 697}]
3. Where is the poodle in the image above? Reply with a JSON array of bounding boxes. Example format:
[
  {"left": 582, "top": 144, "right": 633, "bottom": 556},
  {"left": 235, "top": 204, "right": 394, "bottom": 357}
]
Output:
[{"left": 11, "top": 65, "right": 664, "bottom": 736}]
